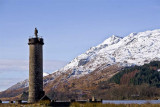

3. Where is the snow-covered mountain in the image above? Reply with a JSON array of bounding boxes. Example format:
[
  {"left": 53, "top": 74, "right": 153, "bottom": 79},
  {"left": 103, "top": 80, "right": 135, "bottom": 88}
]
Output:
[
  {"left": 59, "top": 29, "right": 160, "bottom": 77},
  {"left": 43, "top": 72, "right": 49, "bottom": 77},
  {"left": 5, "top": 29, "right": 160, "bottom": 91}
]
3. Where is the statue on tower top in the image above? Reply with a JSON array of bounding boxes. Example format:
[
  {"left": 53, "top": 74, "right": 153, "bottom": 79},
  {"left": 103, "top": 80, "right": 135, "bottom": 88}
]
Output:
[{"left": 34, "top": 28, "right": 38, "bottom": 38}]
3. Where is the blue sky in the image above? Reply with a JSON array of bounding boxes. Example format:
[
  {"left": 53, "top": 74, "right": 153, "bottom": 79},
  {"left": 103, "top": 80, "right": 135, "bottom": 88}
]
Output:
[{"left": 0, "top": 0, "right": 160, "bottom": 91}]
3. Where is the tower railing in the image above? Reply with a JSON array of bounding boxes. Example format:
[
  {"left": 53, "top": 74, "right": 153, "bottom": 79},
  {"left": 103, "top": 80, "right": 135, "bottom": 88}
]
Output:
[{"left": 29, "top": 35, "right": 43, "bottom": 39}]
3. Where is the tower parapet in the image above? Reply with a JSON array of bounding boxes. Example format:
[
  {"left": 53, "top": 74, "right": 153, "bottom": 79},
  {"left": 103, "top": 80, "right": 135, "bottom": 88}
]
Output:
[{"left": 28, "top": 37, "right": 44, "bottom": 45}]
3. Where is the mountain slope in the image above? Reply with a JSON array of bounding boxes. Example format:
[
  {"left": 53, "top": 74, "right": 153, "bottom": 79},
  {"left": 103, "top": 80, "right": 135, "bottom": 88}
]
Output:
[
  {"left": 59, "top": 29, "right": 160, "bottom": 77},
  {"left": 1, "top": 29, "right": 160, "bottom": 100}
]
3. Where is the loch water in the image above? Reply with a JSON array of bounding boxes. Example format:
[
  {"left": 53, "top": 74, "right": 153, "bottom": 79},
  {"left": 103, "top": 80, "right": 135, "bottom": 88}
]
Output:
[
  {"left": 103, "top": 100, "right": 160, "bottom": 104},
  {"left": 2, "top": 100, "right": 160, "bottom": 104}
]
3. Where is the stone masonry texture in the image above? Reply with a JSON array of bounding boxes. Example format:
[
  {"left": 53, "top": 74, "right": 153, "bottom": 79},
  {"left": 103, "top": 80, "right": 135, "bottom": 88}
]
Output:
[{"left": 28, "top": 38, "right": 44, "bottom": 103}]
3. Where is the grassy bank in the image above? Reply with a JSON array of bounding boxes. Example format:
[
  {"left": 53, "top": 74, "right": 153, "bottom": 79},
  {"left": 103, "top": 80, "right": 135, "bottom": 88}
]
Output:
[
  {"left": 0, "top": 103, "right": 160, "bottom": 107},
  {"left": 0, "top": 103, "right": 47, "bottom": 107}
]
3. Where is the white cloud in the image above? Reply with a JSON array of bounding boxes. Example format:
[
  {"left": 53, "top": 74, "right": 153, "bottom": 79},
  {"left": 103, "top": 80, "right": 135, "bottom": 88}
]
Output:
[
  {"left": 0, "top": 59, "right": 68, "bottom": 92},
  {"left": 0, "top": 59, "right": 68, "bottom": 72},
  {"left": 0, "top": 60, "right": 28, "bottom": 72}
]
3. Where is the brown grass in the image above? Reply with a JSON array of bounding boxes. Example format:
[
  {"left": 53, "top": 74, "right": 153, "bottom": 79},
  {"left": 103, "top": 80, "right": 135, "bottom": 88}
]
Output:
[
  {"left": 0, "top": 103, "right": 48, "bottom": 107},
  {"left": 0, "top": 102, "right": 160, "bottom": 107},
  {"left": 70, "top": 103, "right": 160, "bottom": 107}
]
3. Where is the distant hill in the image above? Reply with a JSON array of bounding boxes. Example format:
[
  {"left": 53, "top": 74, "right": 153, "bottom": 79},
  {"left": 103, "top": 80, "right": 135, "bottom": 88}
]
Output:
[{"left": 1, "top": 29, "right": 160, "bottom": 100}]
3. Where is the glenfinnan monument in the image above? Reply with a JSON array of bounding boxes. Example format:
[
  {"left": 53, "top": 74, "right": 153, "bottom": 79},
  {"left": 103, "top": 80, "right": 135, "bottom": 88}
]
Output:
[{"left": 28, "top": 28, "right": 45, "bottom": 103}]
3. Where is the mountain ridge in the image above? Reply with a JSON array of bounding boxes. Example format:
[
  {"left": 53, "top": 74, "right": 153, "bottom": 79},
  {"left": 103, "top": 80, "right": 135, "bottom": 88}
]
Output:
[
  {"left": 58, "top": 29, "right": 160, "bottom": 77},
  {"left": 6, "top": 29, "right": 160, "bottom": 90}
]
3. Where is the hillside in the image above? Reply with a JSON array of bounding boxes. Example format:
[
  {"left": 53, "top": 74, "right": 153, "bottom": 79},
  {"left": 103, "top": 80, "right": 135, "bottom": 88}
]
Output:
[
  {"left": 110, "top": 61, "right": 160, "bottom": 87},
  {"left": 92, "top": 61, "right": 160, "bottom": 100},
  {"left": 1, "top": 29, "right": 160, "bottom": 100}
]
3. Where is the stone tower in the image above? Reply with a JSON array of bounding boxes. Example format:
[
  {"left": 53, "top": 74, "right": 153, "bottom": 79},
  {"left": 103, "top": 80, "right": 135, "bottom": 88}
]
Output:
[{"left": 28, "top": 28, "right": 44, "bottom": 103}]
